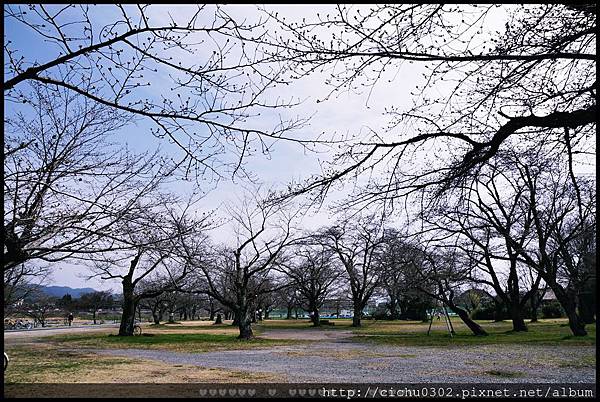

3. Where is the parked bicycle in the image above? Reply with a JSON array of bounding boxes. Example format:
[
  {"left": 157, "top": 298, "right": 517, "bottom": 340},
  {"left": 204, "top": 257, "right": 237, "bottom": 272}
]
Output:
[{"left": 4, "top": 319, "right": 33, "bottom": 330}]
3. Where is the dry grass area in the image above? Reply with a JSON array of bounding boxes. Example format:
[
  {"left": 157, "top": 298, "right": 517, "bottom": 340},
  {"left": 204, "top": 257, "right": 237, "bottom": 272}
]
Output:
[
  {"left": 4, "top": 342, "right": 284, "bottom": 384},
  {"left": 143, "top": 323, "right": 242, "bottom": 336}
]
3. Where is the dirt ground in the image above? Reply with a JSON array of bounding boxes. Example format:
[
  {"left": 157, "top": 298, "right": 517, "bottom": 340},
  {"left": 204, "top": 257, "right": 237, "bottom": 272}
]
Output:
[{"left": 4, "top": 321, "right": 596, "bottom": 385}]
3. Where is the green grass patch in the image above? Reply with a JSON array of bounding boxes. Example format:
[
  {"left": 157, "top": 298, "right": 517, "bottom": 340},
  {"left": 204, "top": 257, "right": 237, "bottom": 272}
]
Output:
[
  {"left": 48, "top": 332, "right": 308, "bottom": 353},
  {"left": 351, "top": 319, "right": 596, "bottom": 347}
]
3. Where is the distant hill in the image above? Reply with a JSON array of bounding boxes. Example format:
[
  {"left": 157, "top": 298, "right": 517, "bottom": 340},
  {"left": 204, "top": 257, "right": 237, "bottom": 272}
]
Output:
[{"left": 40, "top": 285, "right": 98, "bottom": 298}]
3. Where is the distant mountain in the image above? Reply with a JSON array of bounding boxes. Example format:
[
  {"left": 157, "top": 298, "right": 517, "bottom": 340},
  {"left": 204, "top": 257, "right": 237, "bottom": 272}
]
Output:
[{"left": 40, "top": 285, "right": 98, "bottom": 298}]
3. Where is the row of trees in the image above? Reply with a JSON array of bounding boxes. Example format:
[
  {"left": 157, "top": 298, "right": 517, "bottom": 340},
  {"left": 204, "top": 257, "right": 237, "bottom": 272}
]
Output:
[
  {"left": 5, "top": 289, "right": 113, "bottom": 328},
  {"left": 4, "top": 85, "right": 595, "bottom": 338},
  {"left": 4, "top": 5, "right": 595, "bottom": 339}
]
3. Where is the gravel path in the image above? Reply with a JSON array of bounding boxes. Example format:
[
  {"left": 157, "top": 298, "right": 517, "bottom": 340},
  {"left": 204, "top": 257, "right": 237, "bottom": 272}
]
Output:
[{"left": 83, "top": 329, "right": 595, "bottom": 383}]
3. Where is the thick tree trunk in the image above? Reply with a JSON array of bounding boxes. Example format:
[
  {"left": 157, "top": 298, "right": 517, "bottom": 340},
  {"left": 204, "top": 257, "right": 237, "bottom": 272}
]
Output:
[
  {"left": 237, "top": 308, "right": 253, "bottom": 339},
  {"left": 214, "top": 313, "right": 223, "bottom": 325},
  {"left": 352, "top": 306, "right": 362, "bottom": 327},
  {"left": 565, "top": 308, "right": 587, "bottom": 336},
  {"left": 311, "top": 307, "right": 320, "bottom": 327},
  {"left": 209, "top": 309, "right": 215, "bottom": 321},
  {"left": 510, "top": 302, "right": 528, "bottom": 332},
  {"left": 578, "top": 292, "right": 596, "bottom": 324},
  {"left": 446, "top": 301, "right": 488, "bottom": 336},
  {"left": 118, "top": 280, "right": 136, "bottom": 336},
  {"left": 152, "top": 312, "right": 160, "bottom": 325},
  {"left": 553, "top": 289, "right": 587, "bottom": 336},
  {"left": 388, "top": 298, "right": 398, "bottom": 320},
  {"left": 286, "top": 306, "right": 292, "bottom": 319}
]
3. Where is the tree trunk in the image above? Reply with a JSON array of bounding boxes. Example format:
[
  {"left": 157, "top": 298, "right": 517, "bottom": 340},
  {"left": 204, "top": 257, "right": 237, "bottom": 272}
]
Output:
[
  {"left": 152, "top": 312, "right": 160, "bottom": 325},
  {"left": 214, "top": 313, "right": 223, "bottom": 325},
  {"left": 311, "top": 307, "right": 320, "bottom": 327},
  {"left": 510, "top": 302, "right": 528, "bottom": 332},
  {"left": 352, "top": 305, "right": 362, "bottom": 327},
  {"left": 209, "top": 309, "right": 215, "bottom": 321},
  {"left": 553, "top": 289, "right": 587, "bottom": 336},
  {"left": 388, "top": 298, "right": 398, "bottom": 320},
  {"left": 237, "top": 308, "right": 253, "bottom": 339},
  {"left": 93, "top": 310, "right": 97, "bottom": 325},
  {"left": 565, "top": 308, "right": 587, "bottom": 336},
  {"left": 446, "top": 301, "right": 488, "bottom": 336},
  {"left": 286, "top": 306, "right": 292, "bottom": 319},
  {"left": 118, "top": 280, "right": 136, "bottom": 336},
  {"left": 530, "top": 297, "right": 539, "bottom": 323},
  {"left": 578, "top": 292, "right": 596, "bottom": 324}
]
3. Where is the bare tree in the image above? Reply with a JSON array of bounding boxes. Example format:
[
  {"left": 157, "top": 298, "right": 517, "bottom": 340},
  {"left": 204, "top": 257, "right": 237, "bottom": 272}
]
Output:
[
  {"left": 4, "top": 263, "right": 50, "bottom": 316},
  {"left": 19, "top": 289, "right": 56, "bottom": 328},
  {"left": 183, "top": 191, "right": 298, "bottom": 339},
  {"left": 263, "top": 4, "right": 595, "bottom": 209},
  {"left": 272, "top": 281, "right": 301, "bottom": 320},
  {"left": 318, "top": 214, "right": 386, "bottom": 327},
  {"left": 415, "top": 247, "right": 489, "bottom": 336},
  {"left": 423, "top": 159, "right": 545, "bottom": 332},
  {"left": 137, "top": 283, "right": 169, "bottom": 325},
  {"left": 89, "top": 195, "right": 208, "bottom": 335},
  {"left": 279, "top": 242, "right": 341, "bottom": 326},
  {"left": 4, "top": 4, "right": 309, "bottom": 181},
  {"left": 3, "top": 80, "right": 169, "bottom": 272},
  {"left": 78, "top": 291, "right": 113, "bottom": 324},
  {"left": 510, "top": 154, "right": 595, "bottom": 336},
  {"left": 379, "top": 228, "right": 431, "bottom": 321}
]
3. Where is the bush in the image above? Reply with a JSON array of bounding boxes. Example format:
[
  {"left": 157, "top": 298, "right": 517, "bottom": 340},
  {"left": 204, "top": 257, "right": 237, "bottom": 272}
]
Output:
[{"left": 541, "top": 300, "right": 565, "bottom": 318}]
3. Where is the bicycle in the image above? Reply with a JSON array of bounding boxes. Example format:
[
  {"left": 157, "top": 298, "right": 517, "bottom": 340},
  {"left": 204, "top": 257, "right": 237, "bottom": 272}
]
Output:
[{"left": 4, "top": 320, "right": 32, "bottom": 330}]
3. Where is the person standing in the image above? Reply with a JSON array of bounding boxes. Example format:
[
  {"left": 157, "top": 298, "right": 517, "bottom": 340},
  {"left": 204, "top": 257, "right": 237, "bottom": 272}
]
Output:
[{"left": 68, "top": 312, "right": 74, "bottom": 327}]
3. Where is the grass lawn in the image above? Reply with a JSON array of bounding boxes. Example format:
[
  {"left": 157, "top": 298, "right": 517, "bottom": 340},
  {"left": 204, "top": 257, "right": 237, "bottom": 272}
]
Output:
[
  {"left": 3, "top": 342, "right": 283, "bottom": 384},
  {"left": 350, "top": 318, "right": 596, "bottom": 346},
  {"left": 47, "top": 331, "right": 308, "bottom": 353},
  {"left": 4, "top": 318, "right": 594, "bottom": 385}
]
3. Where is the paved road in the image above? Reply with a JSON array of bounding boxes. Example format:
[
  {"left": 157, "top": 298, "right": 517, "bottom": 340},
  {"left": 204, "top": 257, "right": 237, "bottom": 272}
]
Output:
[
  {"left": 4, "top": 323, "right": 120, "bottom": 342},
  {"left": 75, "top": 328, "right": 596, "bottom": 383}
]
